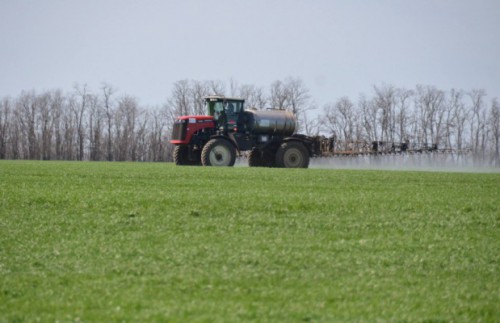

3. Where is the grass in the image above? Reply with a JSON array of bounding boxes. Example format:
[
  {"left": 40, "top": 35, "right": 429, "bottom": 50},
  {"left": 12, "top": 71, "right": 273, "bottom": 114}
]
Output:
[{"left": 0, "top": 160, "right": 498, "bottom": 322}]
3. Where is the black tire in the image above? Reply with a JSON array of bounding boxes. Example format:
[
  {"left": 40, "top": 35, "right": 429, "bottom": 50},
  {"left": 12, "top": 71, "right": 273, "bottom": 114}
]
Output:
[
  {"left": 248, "top": 148, "right": 276, "bottom": 167},
  {"left": 201, "top": 138, "right": 236, "bottom": 167},
  {"left": 173, "top": 145, "right": 201, "bottom": 166},
  {"left": 261, "top": 149, "right": 277, "bottom": 167},
  {"left": 248, "top": 149, "right": 265, "bottom": 167},
  {"left": 275, "top": 141, "right": 310, "bottom": 168}
]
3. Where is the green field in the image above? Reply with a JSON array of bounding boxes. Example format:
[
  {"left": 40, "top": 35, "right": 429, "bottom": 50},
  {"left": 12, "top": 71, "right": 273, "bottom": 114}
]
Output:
[{"left": 0, "top": 161, "right": 498, "bottom": 322}]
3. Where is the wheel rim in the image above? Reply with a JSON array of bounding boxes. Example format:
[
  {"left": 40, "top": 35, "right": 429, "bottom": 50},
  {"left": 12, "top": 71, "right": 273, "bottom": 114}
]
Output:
[
  {"left": 283, "top": 148, "right": 303, "bottom": 167},
  {"left": 209, "top": 145, "right": 232, "bottom": 166}
]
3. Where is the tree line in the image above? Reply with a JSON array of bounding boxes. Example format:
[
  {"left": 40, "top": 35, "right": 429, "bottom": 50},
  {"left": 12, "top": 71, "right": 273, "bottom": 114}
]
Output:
[{"left": 0, "top": 78, "right": 499, "bottom": 164}]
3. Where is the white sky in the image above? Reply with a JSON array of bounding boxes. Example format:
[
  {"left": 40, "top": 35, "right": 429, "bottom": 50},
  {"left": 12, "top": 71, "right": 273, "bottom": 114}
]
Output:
[{"left": 1, "top": 0, "right": 499, "bottom": 108}]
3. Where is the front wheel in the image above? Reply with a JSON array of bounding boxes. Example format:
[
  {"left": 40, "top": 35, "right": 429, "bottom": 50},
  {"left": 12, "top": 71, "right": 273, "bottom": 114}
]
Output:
[
  {"left": 173, "top": 145, "right": 201, "bottom": 166},
  {"left": 201, "top": 138, "right": 236, "bottom": 166},
  {"left": 275, "top": 141, "right": 310, "bottom": 168}
]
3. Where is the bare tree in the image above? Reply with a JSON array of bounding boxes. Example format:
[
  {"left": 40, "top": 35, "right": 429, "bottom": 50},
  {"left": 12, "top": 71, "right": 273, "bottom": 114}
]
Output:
[
  {"left": 101, "top": 83, "right": 115, "bottom": 161},
  {"left": 134, "top": 110, "right": 149, "bottom": 162},
  {"left": 148, "top": 107, "right": 168, "bottom": 162},
  {"left": 284, "top": 77, "right": 313, "bottom": 132},
  {"left": 9, "top": 106, "right": 21, "bottom": 159},
  {"left": 169, "top": 80, "right": 192, "bottom": 116},
  {"left": 449, "top": 91, "right": 469, "bottom": 150},
  {"left": 415, "top": 85, "right": 445, "bottom": 147},
  {"left": 72, "top": 84, "right": 90, "bottom": 161},
  {"left": 443, "top": 89, "right": 460, "bottom": 149},
  {"left": 270, "top": 80, "right": 288, "bottom": 110},
  {"left": 0, "top": 97, "right": 12, "bottom": 159},
  {"left": 114, "top": 96, "right": 139, "bottom": 161},
  {"left": 16, "top": 91, "right": 39, "bottom": 159},
  {"left": 322, "top": 97, "right": 356, "bottom": 141},
  {"left": 468, "top": 89, "right": 487, "bottom": 155},
  {"left": 322, "top": 102, "right": 341, "bottom": 139},
  {"left": 373, "top": 84, "right": 397, "bottom": 142},
  {"left": 238, "top": 84, "right": 268, "bottom": 110},
  {"left": 284, "top": 77, "right": 311, "bottom": 115},
  {"left": 395, "top": 88, "right": 413, "bottom": 143},
  {"left": 36, "top": 92, "right": 53, "bottom": 160},
  {"left": 50, "top": 90, "right": 65, "bottom": 160},
  {"left": 359, "top": 95, "right": 379, "bottom": 142},
  {"left": 87, "top": 93, "right": 102, "bottom": 161},
  {"left": 301, "top": 110, "right": 322, "bottom": 136},
  {"left": 336, "top": 97, "right": 356, "bottom": 141},
  {"left": 207, "top": 80, "right": 225, "bottom": 96},
  {"left": 61, "top": 99, "right": 76, "bottom": 160},
  {"left": 124, "top": 97, "right": 139, "bottom": 161},
  {"left": 489, "top": 98, "right": 500, "bottom": 164},
  {"left": 191, "top": 80, "right": 210, "bottom": 115}
]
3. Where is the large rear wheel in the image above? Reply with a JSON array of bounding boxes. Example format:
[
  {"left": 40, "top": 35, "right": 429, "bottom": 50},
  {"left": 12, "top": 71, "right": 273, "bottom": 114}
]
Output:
[
  {"left": 201, "top": 138, "right": 236, "bottom": 166},
  {"left": 275, "top": 141, "right": 309, "bottom": 168}
]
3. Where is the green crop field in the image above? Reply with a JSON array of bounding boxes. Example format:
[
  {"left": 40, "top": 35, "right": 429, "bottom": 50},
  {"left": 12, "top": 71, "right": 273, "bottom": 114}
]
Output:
[{"left": 0, "top": 161, "right": 498, "bottom": 322}]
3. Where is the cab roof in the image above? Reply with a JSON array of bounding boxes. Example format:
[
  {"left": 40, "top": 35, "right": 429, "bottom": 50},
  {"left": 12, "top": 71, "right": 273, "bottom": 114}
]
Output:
[{"left": 204, "top": 95, "right": 245, "bottom": 102}]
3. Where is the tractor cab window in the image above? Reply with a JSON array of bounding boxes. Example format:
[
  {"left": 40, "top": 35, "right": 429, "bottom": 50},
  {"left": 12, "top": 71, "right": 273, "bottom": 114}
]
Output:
[
  {"left": 226, "top": 101, "right": 242, "bottom": 115},
  {"left": 207, "top": 101, "right": 225, "bottom": 121}
]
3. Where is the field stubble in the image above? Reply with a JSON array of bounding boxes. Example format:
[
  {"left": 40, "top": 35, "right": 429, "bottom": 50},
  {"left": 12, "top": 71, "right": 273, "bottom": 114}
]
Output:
[{"left": 0, "top": 161, "right": 498, "bottom": 322}]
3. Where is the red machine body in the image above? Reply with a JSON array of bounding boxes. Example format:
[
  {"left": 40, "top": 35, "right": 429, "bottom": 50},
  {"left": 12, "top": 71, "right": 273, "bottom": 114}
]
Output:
[{"left": 170, "top": 115, "right": 215, "bottom": 145}]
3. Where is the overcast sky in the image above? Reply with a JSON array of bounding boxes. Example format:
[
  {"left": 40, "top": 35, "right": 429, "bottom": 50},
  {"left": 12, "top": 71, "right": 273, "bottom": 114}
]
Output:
[{"left": 1, "top": 0, "right": 498, "bottom": 108}]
